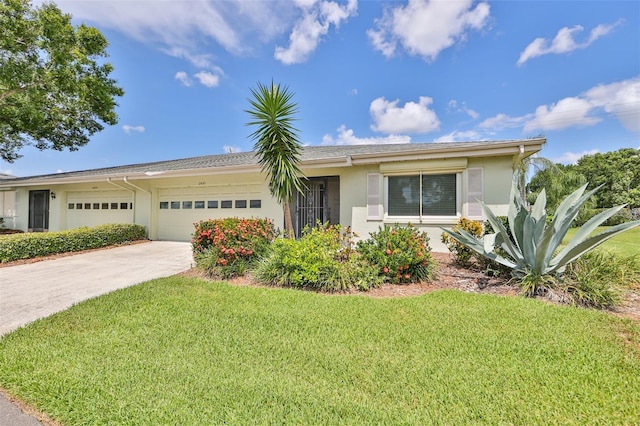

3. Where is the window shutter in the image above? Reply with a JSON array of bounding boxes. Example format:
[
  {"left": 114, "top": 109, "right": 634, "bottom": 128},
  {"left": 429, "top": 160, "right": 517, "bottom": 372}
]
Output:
[
  {"left": 466, "top": 168, "right": 483, "bottom": 219},
  {"left": 367, "top": 173, "right": 382, "bottom": 220}
]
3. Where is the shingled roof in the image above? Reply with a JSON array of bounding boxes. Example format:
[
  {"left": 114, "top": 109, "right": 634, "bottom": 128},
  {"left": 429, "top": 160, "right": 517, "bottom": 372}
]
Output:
[{"left": 0, "top": 139, "right": 544, "bottom": 185}]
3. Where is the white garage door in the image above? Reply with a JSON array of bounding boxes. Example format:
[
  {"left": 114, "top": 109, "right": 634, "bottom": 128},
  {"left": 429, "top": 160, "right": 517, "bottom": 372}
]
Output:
[
  {"left": 157, "top": 184, "right": 266, "bottom": 241},
  {"left": 66, "top": 190, "right": 134, "bottom": 228}
]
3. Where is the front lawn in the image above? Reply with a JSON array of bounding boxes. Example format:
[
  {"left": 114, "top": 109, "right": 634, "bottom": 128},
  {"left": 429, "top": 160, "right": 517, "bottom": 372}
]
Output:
[
  {"left": 1, "top": 278, "right": 639, "bottom": 424},
  {"left": 564, "top": 226, "right": 640, "bottom": 257}
]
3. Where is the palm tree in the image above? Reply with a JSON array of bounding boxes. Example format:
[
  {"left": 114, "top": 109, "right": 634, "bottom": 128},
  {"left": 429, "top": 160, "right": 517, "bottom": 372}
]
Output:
[
  {"left": 514, "top": 154, "right": 556, "bottom": 206},
  {"left": 246, "top": 81, "right": 306, "bottom": 237}
]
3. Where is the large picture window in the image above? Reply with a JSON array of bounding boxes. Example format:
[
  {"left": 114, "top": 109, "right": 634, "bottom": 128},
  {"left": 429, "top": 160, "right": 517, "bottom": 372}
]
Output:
[{"left": 388, "top": 173, "right": 458, "bottom": 217}]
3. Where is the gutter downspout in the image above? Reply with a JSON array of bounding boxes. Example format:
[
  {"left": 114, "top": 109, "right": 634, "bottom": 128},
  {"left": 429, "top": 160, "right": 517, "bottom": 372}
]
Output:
[
  {"left": 123, "top": 177, "right": 153, "bottom": 239},
  {"left": 513, "top": 144, "right": 525, "bottom": 170},
  {"left": 107, "top": 178, "right": 135, "bottom": 223},
  {"left": 513, "top": 144, "right": 528, "bottom": 206}
]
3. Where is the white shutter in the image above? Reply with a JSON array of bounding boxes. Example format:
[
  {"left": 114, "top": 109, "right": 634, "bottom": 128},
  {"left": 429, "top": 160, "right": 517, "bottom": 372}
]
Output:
[
  {"left": 367, "top": 173, "right": 382, "bottom": 220},
  {"left": 466, "top": 168, "right": 483, "bottom": 219}
]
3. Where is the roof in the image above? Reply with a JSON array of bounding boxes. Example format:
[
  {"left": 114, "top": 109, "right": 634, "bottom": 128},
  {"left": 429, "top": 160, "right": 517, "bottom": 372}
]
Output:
[{"left": 0, "top": 138, "right": 544, "bottom": 187}]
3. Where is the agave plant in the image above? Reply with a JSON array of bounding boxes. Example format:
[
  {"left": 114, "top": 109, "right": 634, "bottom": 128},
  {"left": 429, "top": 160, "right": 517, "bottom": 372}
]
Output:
[{"left": 442, "top": 178, "right": 640, "bottom": 294}]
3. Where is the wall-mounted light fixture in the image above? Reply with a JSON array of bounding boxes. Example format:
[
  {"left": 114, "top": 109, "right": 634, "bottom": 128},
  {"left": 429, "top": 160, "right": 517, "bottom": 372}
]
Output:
[{"left": 50, "top": 192, "right": 56, "bottom": 199}]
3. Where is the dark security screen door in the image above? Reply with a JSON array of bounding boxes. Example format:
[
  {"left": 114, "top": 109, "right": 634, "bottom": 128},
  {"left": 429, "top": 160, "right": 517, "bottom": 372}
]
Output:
[{"left": 29, "top": 190, "right": 49, "bottom": 231}]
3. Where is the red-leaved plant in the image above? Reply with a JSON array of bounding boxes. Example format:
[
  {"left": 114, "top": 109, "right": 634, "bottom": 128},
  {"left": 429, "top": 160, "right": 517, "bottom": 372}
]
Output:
[{"left": 192, "top": 217, "right": 276, "bottom": 277}]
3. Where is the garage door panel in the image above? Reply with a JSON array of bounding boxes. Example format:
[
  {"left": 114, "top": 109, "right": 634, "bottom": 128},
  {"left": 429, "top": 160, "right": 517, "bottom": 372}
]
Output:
[
  {"left": 157, "top": 185, "right": 269, "bottom": 241},
  {"left": 66, "top": 190, "right": 134, "bottom": 228}
]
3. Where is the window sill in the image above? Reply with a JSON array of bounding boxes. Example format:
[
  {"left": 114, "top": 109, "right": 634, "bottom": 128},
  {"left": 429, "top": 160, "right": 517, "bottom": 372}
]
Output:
[{"left": 383, "top": 215, "right": 460, "bottom": 226}]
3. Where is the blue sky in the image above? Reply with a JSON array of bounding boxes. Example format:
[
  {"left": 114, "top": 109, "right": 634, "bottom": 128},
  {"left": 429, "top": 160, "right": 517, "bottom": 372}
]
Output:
[{"left": 3, "top": 0, "right": 639, "bottom": 177}]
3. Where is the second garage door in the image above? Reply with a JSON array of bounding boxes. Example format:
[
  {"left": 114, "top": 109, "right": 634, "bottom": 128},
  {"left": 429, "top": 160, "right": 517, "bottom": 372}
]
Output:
[{"left": 157, "top": 184, "right": 269, "bottom": 241}]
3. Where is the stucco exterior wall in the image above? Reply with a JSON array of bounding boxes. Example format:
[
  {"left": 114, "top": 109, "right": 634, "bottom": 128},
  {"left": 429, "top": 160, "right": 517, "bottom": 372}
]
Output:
[
  {"left": 468, "top": 156, "right": 514, "bottom": 217},
  {"left": 3, "top": 152, "right": 517, "bottom": 252}
]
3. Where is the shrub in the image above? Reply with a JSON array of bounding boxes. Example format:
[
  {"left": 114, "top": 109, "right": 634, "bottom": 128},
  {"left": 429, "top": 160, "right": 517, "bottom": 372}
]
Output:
[
  {"left": 441, "top": 218, "right": 483, "bottom": 265},
  {"left": 0, "top": 224, "right": 147, "bottom": 263},
  {"left": 561, "top": 251, "right": 640, "bottom": 307},
  {"left": 253, "top": 224, "right": 382, "bottom": 291},
  {"left": 357, "top": 223, "right": 437, "bottom": 284},
  {"left": 192, "top": 217, "right": 275, "bottom": 279}
]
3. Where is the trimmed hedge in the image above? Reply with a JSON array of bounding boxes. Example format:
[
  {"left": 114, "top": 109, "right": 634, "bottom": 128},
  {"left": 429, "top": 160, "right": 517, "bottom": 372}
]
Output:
[{"left": 0, "top": 224, "right": 147, "bottom": 263}]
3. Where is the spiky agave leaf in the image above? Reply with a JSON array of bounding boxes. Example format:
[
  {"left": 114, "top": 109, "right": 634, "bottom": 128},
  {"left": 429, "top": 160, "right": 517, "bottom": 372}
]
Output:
[
  {"left": 440, "top": 227, "right": 519, "bottom": 270},
  {"left": 442, "top": 176, "right": 640, "bottom": 287},
  {"left": 549, "top": 207, "right": 640, "bottom": 274}
]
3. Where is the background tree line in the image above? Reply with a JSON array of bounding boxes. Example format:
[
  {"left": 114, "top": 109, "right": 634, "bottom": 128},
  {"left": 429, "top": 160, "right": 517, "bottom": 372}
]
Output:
[{"left": 527, "top": 147, "right": 640, "bottom": 224}]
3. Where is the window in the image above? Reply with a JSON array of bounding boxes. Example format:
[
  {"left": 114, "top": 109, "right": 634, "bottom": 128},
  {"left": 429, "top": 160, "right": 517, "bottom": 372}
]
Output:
[
  {"left": 68, "top": 203, "right": 75, "bottom": 210},
  {"left": 182, "top": 201, "right": 193, "bottom": 209},
  {"left": 171, "top": 201, "right": 180, "bottom": 209},
  {"left": 84, "top": 203, "right": 91, "bottom": 210},
  {"left": 93, "top": 203, "right": 100, "bottom": 210},
  {"left": 235, "top": 200, "right": 247, "bottom": 208},
  {"left": 195, "top": 201, "right": 205, "bottom": 209},
  {"left": 120, "top": 202, "right": 129, "bottom": 210},
  {"left": 387, "top": 173, "right": 458, "bottom": 217},
  {"left": 102, "top": 203, "right": 109, "bottom": 210},
  {"left": 250, "top": 199, "right": 261, "bottom": 208},
  {"left": 159, "top": 202, "right": 169, "bottom": 209},
  {"left": 207, "top": 200, "right": 218, "bottom": 209},
  {"left": 77, "top": 203, "right": 83, "bottom": 210},
  {"left": 111, "top": 202, "right": 118, "bottom": 209},
  {"left": 221, "top": 200, "right": 232, "bottom": 209}
]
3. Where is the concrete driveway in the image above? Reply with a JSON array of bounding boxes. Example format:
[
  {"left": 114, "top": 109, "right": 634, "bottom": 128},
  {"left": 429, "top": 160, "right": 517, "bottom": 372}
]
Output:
[{"left": 0, "top": 241, "right": 193, "bottom": 336}]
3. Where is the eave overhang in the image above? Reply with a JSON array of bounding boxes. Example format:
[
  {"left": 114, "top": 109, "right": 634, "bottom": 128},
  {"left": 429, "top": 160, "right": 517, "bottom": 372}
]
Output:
[{"left": 0, "top": 138, "right": 545, "bottom": 188}]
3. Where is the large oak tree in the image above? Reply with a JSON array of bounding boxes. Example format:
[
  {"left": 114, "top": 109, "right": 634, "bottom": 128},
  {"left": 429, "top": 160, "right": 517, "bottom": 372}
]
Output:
[{"left": 0, "top": 0, "right": 124, "bottom": 162}]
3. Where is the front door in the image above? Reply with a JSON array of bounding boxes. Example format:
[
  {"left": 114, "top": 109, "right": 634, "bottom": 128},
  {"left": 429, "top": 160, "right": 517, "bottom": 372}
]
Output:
[
  {"left": 294, "top": 176, "right": 340, "bottom": 237},
  {"left": 29, "top": 190, "right": 50, "bottom": 231}
]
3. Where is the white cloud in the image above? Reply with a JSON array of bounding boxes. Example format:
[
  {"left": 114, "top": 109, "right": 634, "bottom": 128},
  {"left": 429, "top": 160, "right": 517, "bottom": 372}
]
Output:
[
  {"left": 584, "top": 77, "right": 640, "bottom": 133},
  {"left": 122, "top": 125, "right": 145, "bottom": 134},
  {"left": 322, "top": 125, "right": 411, "bottom": 145},
  {"left": 38, "top": 1, "right": 357, "bottom": 69},
  {"left": 517, "top": 20, "right": 622, "bottom": 66},
  {"left": 370, "top": 96, "right": 440, "bottom": 134},
  {"left": 40, "top": 1, "right": 341, "bottom": 69},
  {"left": 448, "top": 100, "right": 479, "bottom": 119},
  {"left": 524, "top": 77, "right": 640, "bottom": 133},
  {"left": 552, "top": 149, "right": 600, "bottom": 165},
  {"left": 41, "top": 1, "right": 256, "bottom": 68},
  {"left": 194, "top": 71, "right": 220, "bottom": 88},
  {"left": 274, "top": 0, "right": 357, "bottom": 64},
  {"left": 479, "top": 113, "right": 529, "bottom": 131},
  {"left": 174, "top": 71, "right": 192, "bottom": 87},
  {"left": 176, "top": 70, "right": 222, "bottom": 88},
  {"left": 479, "top": 77, "right": 640, "bottom": 134},
  {"left": 164, "top": 48, "right": 217, "bottom": 70},
  {"left": 524, "top": 97, "right": 599, "bottom": 132},
  {"left": 434, "top": 130, "right": 481, "bottom": 142},
  {"left": 223, "top": 145, "right": 243, "bottom": 153},
  {"left": 368, "top": 0, "right": 490, "bottom": 61}
]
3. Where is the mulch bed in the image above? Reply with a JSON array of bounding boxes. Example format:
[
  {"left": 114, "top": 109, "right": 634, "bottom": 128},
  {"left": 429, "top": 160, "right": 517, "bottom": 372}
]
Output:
[
  {"left": 183, "top": 252, "right": 640, "bottom": 321},
  {"left": 4, "top": 245, "right": 638, "bottom": 321}
]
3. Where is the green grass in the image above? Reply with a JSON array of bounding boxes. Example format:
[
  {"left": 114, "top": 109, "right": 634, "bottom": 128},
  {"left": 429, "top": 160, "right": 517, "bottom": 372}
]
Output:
[
  {"left": 564, "top": 226, "right": 640, "bottom": 257},
  {"left": 1, "top": 278, "right": 639, "bottom": 425}
]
